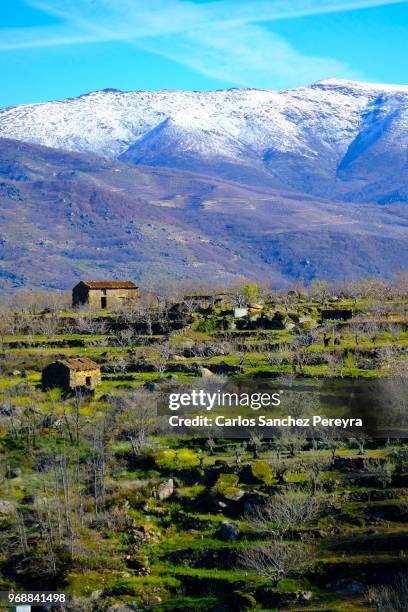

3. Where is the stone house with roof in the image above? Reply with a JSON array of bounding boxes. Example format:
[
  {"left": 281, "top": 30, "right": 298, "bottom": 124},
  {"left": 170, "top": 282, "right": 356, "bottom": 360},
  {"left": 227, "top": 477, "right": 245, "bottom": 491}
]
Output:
[
  {"left": 42, "top": 357, "right": 101, "bottom": 391},
  {"left": 72, "top": 280, "right": 139, "bottom": 309}
]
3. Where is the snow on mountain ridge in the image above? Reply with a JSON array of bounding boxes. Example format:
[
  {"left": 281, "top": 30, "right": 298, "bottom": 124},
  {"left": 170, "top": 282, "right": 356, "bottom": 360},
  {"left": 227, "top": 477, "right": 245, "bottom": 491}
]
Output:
[
  {"left": 314, "top": 78, "right": 408, "bottom": 92},
  {"left": 0, "top": 80, "right": 379, "bottom": 155},
  {"left": 0, "top": 79, "right": 407, "bottom": 201}
]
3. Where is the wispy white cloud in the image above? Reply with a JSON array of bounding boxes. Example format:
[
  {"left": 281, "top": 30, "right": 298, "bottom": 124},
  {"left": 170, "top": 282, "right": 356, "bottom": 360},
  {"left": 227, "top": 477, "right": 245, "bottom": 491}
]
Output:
[
  {"left": 138, "top": 22, "right": 353, "bottom": 89},
  {"left": 2, "top": 0, "right": 406, "bottom": 87}
]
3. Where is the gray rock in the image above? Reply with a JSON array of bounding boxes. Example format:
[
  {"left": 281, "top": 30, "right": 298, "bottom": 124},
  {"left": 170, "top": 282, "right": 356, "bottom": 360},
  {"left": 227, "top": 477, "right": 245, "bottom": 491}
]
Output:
[
  {"left": 144, "top": 381, "right": 156, "bottom": 392},
  {"left": 219, "top": 521, "right": 240, "bottom": 541},
  {"left": 224, "top": 489, "right": 245, "bottom": 502},
  {"left": 157, "top": 478, "right": 174, "bottom": 501},
  {"left": 6, "top": 467, "right": 21, "bottom": 479},
  {"left": 197, "top": 367, "right": 213, "bottom": 378},
  {"left": 297, "top": 590, "right": 313, "bottom": 601},
  {"left": 0, "top": 500, "right": 16, "bottom": 515}
]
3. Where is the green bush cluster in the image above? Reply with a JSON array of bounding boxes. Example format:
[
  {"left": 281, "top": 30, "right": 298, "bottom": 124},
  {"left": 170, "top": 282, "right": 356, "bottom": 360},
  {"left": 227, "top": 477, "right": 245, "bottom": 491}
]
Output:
[
  {"left": 251, "top": 460, "right": 274, "bottom": 485},
  {"left": 154, "top": 448, "right": 200, "bottom": 470},
  {"left": 212, "top": 473, "right": 241, "bottom": 497}
]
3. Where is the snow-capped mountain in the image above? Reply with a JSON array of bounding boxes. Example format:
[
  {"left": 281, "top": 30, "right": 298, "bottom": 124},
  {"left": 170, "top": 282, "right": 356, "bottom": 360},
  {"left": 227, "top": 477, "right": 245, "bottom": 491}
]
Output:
[
  {"left": 1, "top": 80, "right": 408, "bottom": 291},
  {"left": 1, "top": 79, "right": 408, "bottom": 203}
]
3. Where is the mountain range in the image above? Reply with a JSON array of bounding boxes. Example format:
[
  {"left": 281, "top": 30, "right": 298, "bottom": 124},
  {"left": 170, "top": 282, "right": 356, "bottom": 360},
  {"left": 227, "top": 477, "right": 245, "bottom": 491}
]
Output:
[{"left": 0, "top": 79, "right": 407, "bottom": 292}]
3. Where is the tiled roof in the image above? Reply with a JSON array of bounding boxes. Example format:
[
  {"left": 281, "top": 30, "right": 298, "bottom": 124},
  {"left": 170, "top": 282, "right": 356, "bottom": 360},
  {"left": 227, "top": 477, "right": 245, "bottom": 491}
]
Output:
[
  {"left": 80, "top": 280, "right": 138, "bottom": 289},
  {"left": 59, "top": 357, "right": 100, "bottom": 371}
]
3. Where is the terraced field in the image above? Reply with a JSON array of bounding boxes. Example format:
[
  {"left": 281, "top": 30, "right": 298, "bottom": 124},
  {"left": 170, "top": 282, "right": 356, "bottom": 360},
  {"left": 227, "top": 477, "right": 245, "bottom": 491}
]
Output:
[{"left": 0, "top": 284, "right": 407, "bottom": 610}]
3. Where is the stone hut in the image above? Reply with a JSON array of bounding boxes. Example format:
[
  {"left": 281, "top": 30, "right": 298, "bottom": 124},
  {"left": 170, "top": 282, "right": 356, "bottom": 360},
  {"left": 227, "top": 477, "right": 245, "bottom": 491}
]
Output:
[
  {"left": 72, "top": 280, "right": 139, "bottom": 309},
  {"left": 320, "top": 308, "right": 353, "bottom": 322},
  {"left": 42, "top": 357, "right": 101, "bottom": 391}
]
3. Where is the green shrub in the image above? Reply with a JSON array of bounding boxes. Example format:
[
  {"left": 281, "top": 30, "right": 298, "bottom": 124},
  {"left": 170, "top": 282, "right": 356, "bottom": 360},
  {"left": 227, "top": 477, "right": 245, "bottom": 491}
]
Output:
[
  {"left": 155, "top": 448, "right": 200, "bottom": 470},
  {"left": 242, "top": 283, "right": 261, "bottom": 304},
  {"left": 213, "top": 473, "right": 240, "bottom": 496},
  {"left": 251, "top": 460, "right": 274, "bottom": 485},
  {"left": 230, "top": 590, "right": 257, "bottom": 610},
  {"left": 177, "top": 485, "right": 206, "bottom": 499},
  {"left": 193, "top": 317, "right": 218, "bottom": 333}
]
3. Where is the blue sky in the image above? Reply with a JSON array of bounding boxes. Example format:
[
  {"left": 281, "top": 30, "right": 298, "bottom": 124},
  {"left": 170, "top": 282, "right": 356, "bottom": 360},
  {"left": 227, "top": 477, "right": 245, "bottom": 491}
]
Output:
[{"left": 1, "top": 0, "right": 408, "bottom": 108}]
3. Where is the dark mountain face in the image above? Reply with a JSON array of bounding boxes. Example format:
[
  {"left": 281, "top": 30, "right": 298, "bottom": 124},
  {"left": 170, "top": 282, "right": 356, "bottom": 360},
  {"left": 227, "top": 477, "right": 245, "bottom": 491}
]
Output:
[{"left": 0, "top": 138, "right": 406, "bottom": 293}]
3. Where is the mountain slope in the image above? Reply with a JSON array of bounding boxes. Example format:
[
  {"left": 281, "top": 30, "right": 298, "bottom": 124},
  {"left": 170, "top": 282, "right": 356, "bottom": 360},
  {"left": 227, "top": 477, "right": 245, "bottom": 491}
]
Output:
[
  {"left": 0, "top": 138, "right": 406, "bottom": 292},
  {"left": 1, "top": 80, "right": 408, "bottom": 203}
]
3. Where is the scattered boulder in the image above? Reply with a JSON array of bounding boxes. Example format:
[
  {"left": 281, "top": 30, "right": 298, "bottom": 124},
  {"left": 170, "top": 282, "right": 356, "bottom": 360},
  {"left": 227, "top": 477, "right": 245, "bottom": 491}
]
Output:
[
  {"left": 296, "top": 590, "right": 313, "bottom": 601},
  {"left": 143, "top": 381, "right": 157, "bottom": 392},
  {"left": 218, "top": 520, "right": 240, "bottom": 541},
  {"left": 157, "top": 478, "right": 174, "bottom": 501},
  {"left": 298, "top": 316, "right": 317, "bottom": 329},
  {"left": 0, "top": 500, "right": 16, "bottom": 515},
  {"left": 210, "top": 361, "right": 244, "bottom": 375},
  {"left": 172, "top": 355, "right": 187, "bottom": 361},
  {"left": 197, "top": 367, "right": 213, "bottom": 378},
  {"left": 149, "top": 597, "right": 162, "bottom": 607},
  {"left": 6, "top": 467, "right": 21, "bottom": 479},
  {"left": 224, "top": 489, "right": 245, "bottom": 502}
]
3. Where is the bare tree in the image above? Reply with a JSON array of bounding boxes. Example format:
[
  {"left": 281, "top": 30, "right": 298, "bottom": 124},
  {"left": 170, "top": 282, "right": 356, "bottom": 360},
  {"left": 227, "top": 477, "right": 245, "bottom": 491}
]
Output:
[
  {"left": 14, "top": 510, "right": 28, "bottom": 558},
  {"left": 317, "top": 426, "right": 344, "bottom": 461},
  {"left": 206, "top": 437, "right": 216, "bottom": 456},
  {"left": 152, "top": 342, "right": 172, "bottom": 377},
  {"left": 128, "top": 406, "right": 153, "bottom": 460},
  {"left": 233, "top": 289, "right": 247, "bottom": 308},
  {"left": 309, "top": 280, "right": 331, "bottom": 303},
  {"left": 348, "top": 431, "right": 371, "bottom": 455},
  {"left": 396, "top": 271, "right": 408, "bottom": 298},
  {"left": 113, "top": 327, "right": 136, "bottom": 347},
  {"left": 247, "top": 491, "right": 325, "bottom": 537},
  {"left": 363, "top": 459, "right": 395, "bottom": 488},
  {"left": 111, "top": 356, "right": 129, "bottom": 375},
  {"left": 300, "top": 455, "right": 332, "bottom": 495},
  {"left": 115, "top": 392, "right": 156, "bottom": 462},
  {"left": 238, "top": 540, "right": 316, "bottom": 585},
  {"left": 76, "top": 314, "right": 106, "bottom": 335},
  {"left": 249, "top": 431, "right": 263, "bottom": 459},
  {"left": 367, "top": 573, "right": 408, "bottom": 611},
  {"left": 0, "top": 308, "right": 14, "bottom": 351},
  {"left": 278, "top": 427, "right": 307, "bottom": 457},
  {"left": 36, "top": 312, "right": 61, "bottom": 338}
]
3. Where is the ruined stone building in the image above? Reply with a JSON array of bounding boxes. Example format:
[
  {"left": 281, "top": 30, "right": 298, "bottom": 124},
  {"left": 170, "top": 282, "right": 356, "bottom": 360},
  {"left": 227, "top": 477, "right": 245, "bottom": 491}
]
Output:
[
  {"left": 42, "top": 357, "right": 101, "bottom": 391},
  {"left": 72, "top": 280, "right": 139, "bottom": 309}
]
